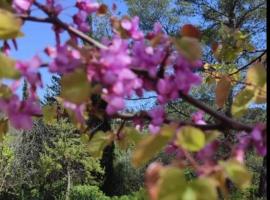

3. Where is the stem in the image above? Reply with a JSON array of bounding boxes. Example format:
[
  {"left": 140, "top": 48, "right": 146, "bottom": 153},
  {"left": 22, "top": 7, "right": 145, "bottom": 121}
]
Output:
[
  {"left": 229, "top": 50, "right": 267, "bottom": 76},
  {"left": 180, "top": 92, "right": 254, "bottom": 132}
]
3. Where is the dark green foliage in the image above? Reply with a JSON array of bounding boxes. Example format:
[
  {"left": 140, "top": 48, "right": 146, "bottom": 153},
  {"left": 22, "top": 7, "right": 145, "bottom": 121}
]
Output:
[
  {"left": 43, "top": 75, "right": 61, "bottom": 104},
  {"left": 0, "top": 119, "right": 104, "bottom": 200},
  {"left": 109, "top": 148, "right": 145, "bottom": 196},
  {"left": 70, "top": 185, "right": 110, "bottom": 200}
]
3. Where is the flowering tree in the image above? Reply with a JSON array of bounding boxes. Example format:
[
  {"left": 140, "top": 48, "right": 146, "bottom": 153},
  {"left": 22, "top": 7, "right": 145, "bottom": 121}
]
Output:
[{"left": 0, "top": 0, "right": 266, "bottom": 199}]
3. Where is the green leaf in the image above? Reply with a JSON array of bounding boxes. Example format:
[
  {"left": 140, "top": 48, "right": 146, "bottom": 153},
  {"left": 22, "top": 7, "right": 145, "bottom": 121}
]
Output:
[
  {"left": 158, "top": 167, "right": 187, "bottom": 200},
  {"left": 204, "top": 130, "right": 221, "bottom": 144},
  {"left": 254, "top": 83, "right": 266, "bottom": 104},
  {"left": 246, "top": 64, "right": 266, "bottom": 89},
  {"left": 132, "top": 124, "right": 175, "bottom": 168},
  {"left": 183, "top": 178, "right": 218, "bottom": 200},
  {"left": 60, "top": 69, "right": 91, "bottom": 104},
  {"left": 231, "top": 89, "right": 254, "bottom": 118},
  {"left": 85, "top": 131, "right": 113, "bottom": 158},
  {"left": 0, "top": 118, "right": 8, "bottom": 142},
  {"left": 0, "top": 8, "right": 23, "bottom": 39},
  {"left": 0, "top": 83, "right": 12, "bottom": 99},
  {"left": 220, "top": 159, "right": 252, "bottom": 189},
  {"left": 116, "top": 127, "right": 143, "bottom": 150},
  {"left": 174, "top": 36, "right": 202, "bottom": 61},
  {"left": 0, "top": 53, "right": 21, "bottom": 79},
  {"left": 176, "top": 126, "right": 205, "bottom": 152},
  {"left": 42, "top": 104, "right": 57, "bottom": 125}
]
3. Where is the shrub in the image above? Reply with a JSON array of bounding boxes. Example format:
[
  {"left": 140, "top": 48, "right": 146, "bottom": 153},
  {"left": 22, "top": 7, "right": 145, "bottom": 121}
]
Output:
[{"left": 70, "top": 185, "right": 109, "bottom": 200}]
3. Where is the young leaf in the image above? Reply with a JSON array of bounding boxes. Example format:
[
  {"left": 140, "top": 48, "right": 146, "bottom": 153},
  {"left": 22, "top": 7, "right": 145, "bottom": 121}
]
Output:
[
  {"left": 231, "top": 89, "right": 254, "bottom": 118},
  {"left": 176, "top": 126, "right": 205, "bottom": 152},
  {"left": 180, "top": 24, "right": 201, "bottom": 39},
  {"left": 0, "top": 53, "right": 21, "bottom": 79},
  {"left": 116, "top": 127, "right": 143, "bottom": 150},
  {"left": 204, "top": 130, "right": 221, "bottom": 144},
  {"left": 183, "top": 178, "right": 218, "bottom": 200},
  {"left": 0, "top": 9, "right": 23, "bottom": 39},
  {"left": 0, "top": 83, "right": 12, "bottom": 99},
  {"left": 220, "top": 159, "right": 252, "bottom": 189},
  {"left": 215, "top": 76, "right": 231, "bottom": 108},
  {"left": 246, "top": 63, "right": 266, "bottom": 89},
  {"left": 60, "top": 69, "right": 91, "bottom": 104},
  {"left": 86, "top": 131, "right": 113, "bottom": 158},
  {"left": 174, "top": 36, "right": 202, "bottom": 61},
  {"left": 254, "top": 83, "right": 266, "bottom": 104},
  {"left": 132, "top": 125, "right": 175, "bottom": 168},
  {"left": 158, "top": 167, "right": 187, "bottom": 200},
  {"left": 42, "top": 104, "right": 57, "bottom": 125}
]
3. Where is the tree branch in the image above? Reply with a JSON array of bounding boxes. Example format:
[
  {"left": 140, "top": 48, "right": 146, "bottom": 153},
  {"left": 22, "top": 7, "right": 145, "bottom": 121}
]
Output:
[
  {"left": 229, "top": 50, "right": 267, "bottom": 76},
  {"left": 179, "top": 92, "right": 254, "bottom": 132}
]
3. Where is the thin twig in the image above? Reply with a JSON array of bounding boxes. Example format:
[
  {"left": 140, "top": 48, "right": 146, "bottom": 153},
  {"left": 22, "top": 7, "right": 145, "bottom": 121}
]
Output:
[{"left": 229, "top": 50, "right": 267, "bottom": 76}]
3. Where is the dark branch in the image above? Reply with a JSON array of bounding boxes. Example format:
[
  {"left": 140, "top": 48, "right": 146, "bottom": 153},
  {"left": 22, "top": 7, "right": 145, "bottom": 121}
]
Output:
[{"left": 229, "top": 50, "right": 267, "bottom": 76}]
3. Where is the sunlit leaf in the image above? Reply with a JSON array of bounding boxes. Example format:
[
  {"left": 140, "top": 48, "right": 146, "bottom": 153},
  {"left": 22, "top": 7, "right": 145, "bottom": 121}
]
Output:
[
  {"left": 0, "top": 83, "right": 12, "bottom": 99},
  {"left": 204, "top": 130, "right": 221, "bottom": 144},
  {"left": 176, "top": 126, "right": 205, "bottom": 152},
  {"left": 254, "top": 83, "right": 266, "bottom": 104},
  {"left": 0, "top": 8, "right": 23, "bottom": 39},
  {"left": 174, "top": 36, "right": 202, "bottom": 61},
  {"left": 220, "top": 159, "right": 252, "bottom": 189},
  {"left": 246, "top": 63, "right": 266, "bottom": 89},
  {"left": 215, "top": 76, "right": 231, "bottom": 108},
  {"left": 60, "top": 69, "right": 91, "bottom": 104},
  {"left": 204, "top": 76, "right": 216, "bottom": 85},
  {"left": 183, "top": 178, "right": 218, "bottom": 200},
  {"left": 0, "top": 53, "right": 21, "bottom": 79},
  {"left": 132, "top": 125, "right": 175, "bottom": 168},
  {"left": 42, "top": 104, "right": 57, "bottom": 125},
  {"left": 85, "top": 131, "right": 113, "bottom": 158},
  {"left": 116, "top": 127, "right": 143, "bottom": 150},
  {"left": 231, "top": 89, "right": 254, "bottom": 118},
  {"left": 158, "top": 167, "right": 187, "bottom": 200}
]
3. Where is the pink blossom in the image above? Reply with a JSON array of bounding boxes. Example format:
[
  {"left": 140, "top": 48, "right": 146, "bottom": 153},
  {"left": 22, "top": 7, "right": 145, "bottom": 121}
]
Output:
[
  {"left": 191, "top": 111, "right": 206, "bottom": 125},
  {"left": 148, "top": 106, "right": 165, "bottom": 126},
  {"left": 73, "top": 11, "right": 91, "bottom": 32},
  {"left": 157, "top": 77, "right": 178, "bottom": 104},
  {"left": 120, "top": 16, "right": 144, "bottom": 40},
  {"left": 76, "top": 0, "right": 100, "bottom": 13},
  {"left": 100, "top": 37, "right": 131, "bottom": 69},
  {"left": 15, "top": 55, "right": 42, "bottom": 90},
  {"left": 0, "top": 95, "right": 41, "bottom": 130},
  {"left": 63, "top": 101, "right": 86, "bottom": 124},
  {"left": 46, "top": 45, "right": 81, "bottom": 74},
  {"left": 251, "top": 124, "right": 266, "bottom": 156},
  {"left": 12, "top": 0, "right": 33, "bottom": 13},
  {"left": 131, "top": 40, "right": 165, "bottom": 77}
]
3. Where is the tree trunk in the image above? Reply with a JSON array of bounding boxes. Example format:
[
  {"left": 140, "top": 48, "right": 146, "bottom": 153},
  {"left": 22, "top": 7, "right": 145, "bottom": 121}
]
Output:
[
  {"left": 87, "top": 96, "right": 114, "bottom": 196},
  {"left": 65, "top": 166, "right": 71, "bottom": 200},
  {"left": 257, "top": 156, "right": 267, "bottom": 198}
]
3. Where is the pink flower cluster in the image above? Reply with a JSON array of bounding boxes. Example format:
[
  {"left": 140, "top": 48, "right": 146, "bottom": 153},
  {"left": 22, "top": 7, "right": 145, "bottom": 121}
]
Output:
[
  {"left": 235, "top": 124, "right": 267, "bottom": 158},
  {"left": 88, "top": 37, "right": 142, "bottom": 115},
  {"left": 12, "top": 0, "right": 33, "bottom": 13},
  {"left": 45, "top": 45, "right": 81, "bottom": 74},
  {"left": 74, "top": 0, "right": 100, "bottom": 32},
  {"left": 16, "top": 55, "right": 42, "bottom": 92},
  {"left": 0, "top": 95, "right": 41, "bottom": 130}
]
